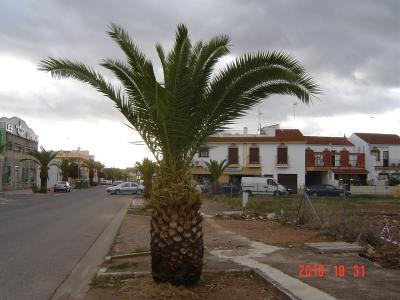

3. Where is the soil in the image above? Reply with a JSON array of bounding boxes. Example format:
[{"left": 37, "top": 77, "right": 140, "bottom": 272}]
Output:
[
  {"left": 211, "top": 218, "right": 332, "bottom": 247},
  {"left": 87, "top": 272, "right": 281, "bottom": 300},
  {"left": 87, "top": 197, "right": 400, "bottom": 299}
]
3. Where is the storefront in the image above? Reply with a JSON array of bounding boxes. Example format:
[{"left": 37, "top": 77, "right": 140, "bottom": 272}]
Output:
[{"left": 0, "top": 117, "right": 39, "bottom": 191}]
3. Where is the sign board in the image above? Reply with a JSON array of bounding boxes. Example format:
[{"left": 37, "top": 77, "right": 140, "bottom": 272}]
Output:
[{"left": 0, "top": 117, "right": 38, "bottom": 142}]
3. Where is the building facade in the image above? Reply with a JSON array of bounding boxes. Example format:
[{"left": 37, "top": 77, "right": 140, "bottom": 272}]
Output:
[
  {"left": 0, "top": 117, "right": 39, "bottom": 191},
  {"left": 191, "top": 125, "right": 306, "bottom": 193},
  {"left": 48, "top": 149, "right": 97, "bottom": 187},
  {"left": 191, "top": 125, "right": 373, "bottom": 192},
  {"left": 349, "top": 133, "right": 400, "bottom": 185},
  {"left": 304, "top": 136, "right": 367, "bottom": 187}
]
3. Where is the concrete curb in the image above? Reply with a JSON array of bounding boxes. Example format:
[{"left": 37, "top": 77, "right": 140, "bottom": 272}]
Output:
[
  {"left": 104, "top": 251, "right": 150, "bottom": 262},
  {"left": 51, "top": 199, "right": 131, "bottom": 300}
]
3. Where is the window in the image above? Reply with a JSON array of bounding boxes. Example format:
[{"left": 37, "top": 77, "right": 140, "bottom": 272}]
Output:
[
  {"left": 371, "top": 149, "right": 380, "bottom": 161},
  {"left": 277, "top": 145, "right": 288, "bottom": 164},
  {"left": 249, "top": 147, "right": 259, "bottom": 164},
  {"left": 228, "top": 146, "right": 238, "bottom": 164},
  {"left": 315, "top": 153, "right": 324, "bottom": 166},
  {"left": 349, "top": 155, "right": 357, "bottom": 167},
  {"left": 199, "top": 147, "right": 209, "bottom": 158}
]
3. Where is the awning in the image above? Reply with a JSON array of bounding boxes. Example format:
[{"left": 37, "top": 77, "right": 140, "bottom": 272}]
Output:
[{"left": 331, "top": 168, "right": 368, "bottom": 174}]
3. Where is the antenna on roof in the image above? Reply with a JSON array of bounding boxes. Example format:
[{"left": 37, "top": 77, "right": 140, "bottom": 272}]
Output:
[{"left": 257, "top": 104, "right": 263, "bottom": 134}]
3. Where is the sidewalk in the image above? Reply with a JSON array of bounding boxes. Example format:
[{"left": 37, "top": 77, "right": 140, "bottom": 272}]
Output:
[{"left": 204, "top": 215, "right": 400, "bottom": 300}]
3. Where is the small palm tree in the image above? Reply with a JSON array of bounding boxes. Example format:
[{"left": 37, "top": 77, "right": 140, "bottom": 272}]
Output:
[
  {"left": 22, "top": 146, "right": 59, "bottom": 193},
  {"left": 39, "top": 23, "right": 319, "bottom": 285},
  {"left": 57, "top": 158, "right": 70, "bottom": 181},
  {"left": 135, "top": 158, "right": 157, "bottom": 199},
  {"left": 84, "top": 159, "right": 97, "bottom": 186},
  {"left": 204, "top": 159, "right": 229, "bottom": 194}
]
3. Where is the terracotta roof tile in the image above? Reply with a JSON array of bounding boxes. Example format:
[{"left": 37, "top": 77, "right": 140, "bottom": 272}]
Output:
[
  {"left": 354, "top": 133, "right": 400, "bottom": 145},
  {"left": 305, "top": 136, "right": 353, "bottom": 146},
  {"left": 207, "top": 129, "right": 305, "bottom": 143}
]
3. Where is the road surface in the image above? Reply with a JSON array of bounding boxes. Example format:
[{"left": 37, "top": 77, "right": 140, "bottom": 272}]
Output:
[{"left": 0, "top": 187, "right": 130, "bottom": 300}]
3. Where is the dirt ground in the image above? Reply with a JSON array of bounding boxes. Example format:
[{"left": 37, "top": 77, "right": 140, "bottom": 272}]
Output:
[
  {"left": 86, "top": 197, "right": 400, "bottom": 299},
  {"left": 87, "top": 272, "right": 281, "bottom": 300}
]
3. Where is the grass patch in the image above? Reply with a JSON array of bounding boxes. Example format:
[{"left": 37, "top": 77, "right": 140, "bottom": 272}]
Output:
[
  {"left": 109, "top": 262, "right": 136, "bottom": 270},
  {"left": 131, "top": 247, "right": 149, "bottom": 253},
  {"left": 214, "top": 194, "right": 400, "bottom": 240}
]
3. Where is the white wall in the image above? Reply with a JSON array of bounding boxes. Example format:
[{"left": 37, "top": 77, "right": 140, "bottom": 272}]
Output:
[
  {"left": 260, "top": 143, "right": 305, "bottom": 188},
  {"left": 306, "top": 144, "right": 355, "bottom": 153},
  {"left": 349, "top": 134, "right": 400, "bottom": 182},
  {"left": 193, "top": 142, "right": 306, "bottom": 188}
]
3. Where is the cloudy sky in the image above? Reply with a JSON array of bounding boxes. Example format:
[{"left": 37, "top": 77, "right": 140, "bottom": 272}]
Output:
[{"left": 1, "top": 0, "right": 399, "bottom": 168}]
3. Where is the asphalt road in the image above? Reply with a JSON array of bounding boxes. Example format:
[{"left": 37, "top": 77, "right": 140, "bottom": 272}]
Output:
[{"left": 0, "top": 187, "right": 130, "bottom": 300}]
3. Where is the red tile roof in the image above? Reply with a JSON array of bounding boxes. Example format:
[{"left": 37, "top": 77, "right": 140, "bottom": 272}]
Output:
[
  {"left": 354, "top": 133, "right": 400, "bottom": 145},
  {"left": 304, "top": 136, "right": 353, "bottom": 146},
  {"left": 207, "top": 129, "right": 305, "bottom": 143}
]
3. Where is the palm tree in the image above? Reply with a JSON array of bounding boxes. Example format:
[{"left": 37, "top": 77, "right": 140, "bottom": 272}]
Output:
[
  {"left": 22, "top": 146, "right": 59, "bottom": 193},
  {"left": 135, "top": 158, "right": 157, "bottom": 199},
  {"left": 94, "top": 161, "right": 105, "bottom": 183},
  {"left": 39, "top": 24, "right": 319, "bottom": 285},
  {"left": 84, "top": 159, "right": 97, "bottom": 186},
  {"left": 57, "top": 158, "right": 70, "bottom": 181},
  {"left": 204, "top": 159, "right": 229, "bottom": 194}
]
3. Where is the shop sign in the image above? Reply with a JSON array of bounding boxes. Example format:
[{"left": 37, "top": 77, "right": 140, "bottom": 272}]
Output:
[{"left": 4, "top": 119, "right": 39, "bottom": 142}]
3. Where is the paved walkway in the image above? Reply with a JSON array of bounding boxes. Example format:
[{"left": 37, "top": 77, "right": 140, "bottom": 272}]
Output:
[{"left": 204, "top": 214, "right": 400, "bottom": 300}]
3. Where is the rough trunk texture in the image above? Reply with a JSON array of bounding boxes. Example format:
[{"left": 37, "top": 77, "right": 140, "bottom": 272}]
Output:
[
  {"left": 150, "top": 163, "right": 203, "bottom": 286},
  {"left": 40, "top": 170, "right": 47, "bottom": 193},
  {"left": 150, "top": 205, "right": 203, "bottom": 285},
  {"left": 89, "top": 171, "right": 94, "bottom": 186}
]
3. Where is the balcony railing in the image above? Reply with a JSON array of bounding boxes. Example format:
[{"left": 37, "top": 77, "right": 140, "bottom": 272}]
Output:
[
  {"left": 375, "top": 159, "right": 400, "bottom": 168},
  {"left": 307, "top": 152, "right": 364, "bottom": 168}
]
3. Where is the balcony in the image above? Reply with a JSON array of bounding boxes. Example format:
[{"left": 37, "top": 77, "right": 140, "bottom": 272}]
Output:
[
  {"left": 306, "top": 152, "right": 365, "bottom": 169},
  {"left": 247, "top": 155, "right": 261, "bottom": 167},
  {"left": 275, "top": 156, "right": 289, "bottom": 168},
  {"left": 375, "top": 159, "right": 400, "bottom": 169}
]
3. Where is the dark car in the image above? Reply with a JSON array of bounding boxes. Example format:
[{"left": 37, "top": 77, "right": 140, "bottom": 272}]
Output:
[{"left": 306, "top": 184, "right": 350, "bottom": 197}]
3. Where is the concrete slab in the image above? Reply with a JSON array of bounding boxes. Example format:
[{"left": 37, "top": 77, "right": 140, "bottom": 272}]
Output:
[{"left": 305, "top": 242, "right": 364, "bottom": 253}]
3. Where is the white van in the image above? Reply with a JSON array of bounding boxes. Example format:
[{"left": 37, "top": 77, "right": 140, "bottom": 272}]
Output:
[{"left": 241, "top": 177, "right": 287, "bottom": 196}]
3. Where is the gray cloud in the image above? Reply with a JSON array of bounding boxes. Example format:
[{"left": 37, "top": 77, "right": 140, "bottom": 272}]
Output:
[{"left": 0, "top": 0, "right": 399, "bottom": 129}]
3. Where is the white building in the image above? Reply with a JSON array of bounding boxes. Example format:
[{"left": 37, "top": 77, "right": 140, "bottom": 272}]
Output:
[
  {"left": 47, "top": 149, "right": 96, "bottom": 188},
  {"left": 349, "top": 133, "right": 400, "bottom": 184},
  {"left": 191, "top": 125, "right": 306, "bottom": 193}
]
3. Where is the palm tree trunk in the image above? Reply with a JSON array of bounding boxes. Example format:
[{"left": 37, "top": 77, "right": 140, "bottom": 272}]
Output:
[
  {"left": 150, "top": 164, "right": 203, "bottom": 285},
  {"left": 40, "top": 170, "right": 48, "bottom": 193}
]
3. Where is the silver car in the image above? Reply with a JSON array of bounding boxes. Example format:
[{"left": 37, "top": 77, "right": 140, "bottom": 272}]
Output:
[
  {"left": 107, "top": 182, "right": 144, "bottom": 195},
  {"left": 54, "top": 181, "right": 71, "bottom": 192}
]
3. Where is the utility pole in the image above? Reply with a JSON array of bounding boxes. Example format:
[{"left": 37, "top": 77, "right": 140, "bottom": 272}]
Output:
[
  {"left": 257, "top": 104, "right": 263, "bottom": 134},
  {"left": 293, "top": 103, "right": 298, "bottom": 121}
]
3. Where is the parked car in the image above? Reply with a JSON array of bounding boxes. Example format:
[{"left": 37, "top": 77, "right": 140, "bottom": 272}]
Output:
[
  {"left": 305, "top": 184, "right": 351, "bottom": 197},
  {"left": 112, "top": 180, "right": 123, "bottom": 186},
  {"left": 54, "top": 181, "right": 71, "bottom": 192},
  {"left": 241, "top": 177, "right": 287, "bottom": 196},
  {"left": 195, "top": 182, "right": 209, "bottom": 193},
  {"left": 107, "top": 182, "right": 144, "bottom": 195}
]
